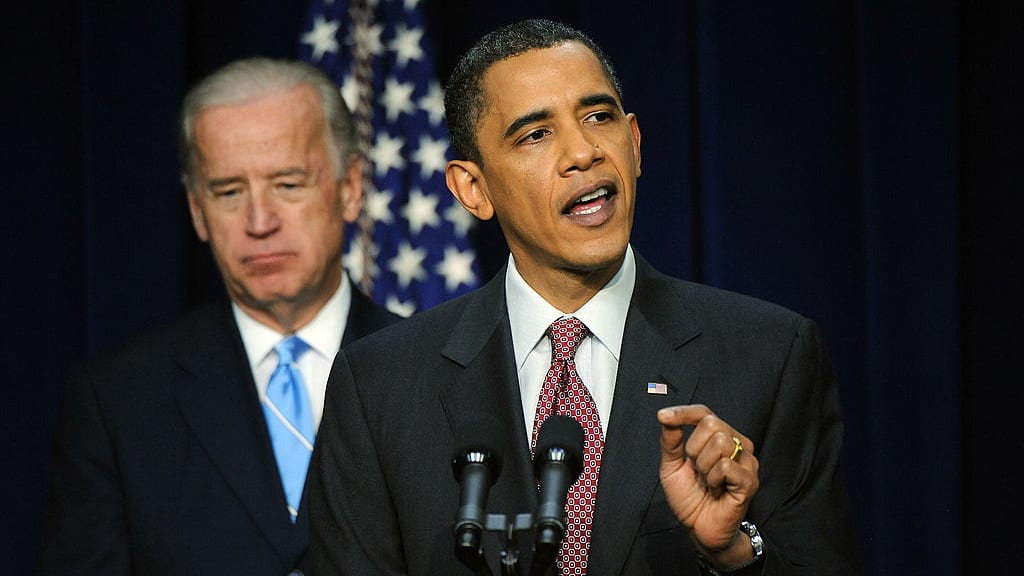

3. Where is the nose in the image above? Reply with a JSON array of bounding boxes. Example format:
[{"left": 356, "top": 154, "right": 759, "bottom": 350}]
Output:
[
  {"left": 245, "top": 190, "right": 282, "bottom": 238},
  {"left": 560, "top": 126, "right": 604, "bottom": 174}
]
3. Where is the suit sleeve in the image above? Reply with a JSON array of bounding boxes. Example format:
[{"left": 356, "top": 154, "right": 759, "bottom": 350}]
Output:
[
  {"left": 37, "top": 365, "right": 132, "bottom": 576},
  {"left": 309, "top": 349, "right": 408, "bottom": 575},
  {"left": 752, "top": 318, "right": 862, "bottom": 575}
]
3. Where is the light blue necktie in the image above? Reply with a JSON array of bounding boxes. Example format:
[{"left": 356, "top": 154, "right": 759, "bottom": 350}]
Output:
[{"left": 262, "top": 336, "right": 315, "bottom": 522}]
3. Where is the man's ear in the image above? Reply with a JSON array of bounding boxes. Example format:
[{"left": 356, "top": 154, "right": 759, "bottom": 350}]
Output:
[
  {"left": 445, "top": 159, "right": 494, "bottom": 221},
  {"left": 627, "top": 112, "right": 642, "bottom": 177},
  {"left": 186, "top": 189, "right": 210, "bottom": 242},
  {"left": 338, "top": 154, "right": 364, "bottom": 223}
]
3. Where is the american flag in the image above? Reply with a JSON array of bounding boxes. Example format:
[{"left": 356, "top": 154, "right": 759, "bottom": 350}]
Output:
[
  {"left": 646, "top": 382, "right": 668, "bottom": 395},
  {"left": 298, "top": 0, "right": 479, "bottom": 316}
]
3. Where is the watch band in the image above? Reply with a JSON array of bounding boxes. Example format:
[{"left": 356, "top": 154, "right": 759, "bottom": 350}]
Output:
[
  {"left": 739, "top": 521, "right": 764, "bottom": 558},
  {"left": 695, "top": 521, "right": 765, "bottom": 576}
]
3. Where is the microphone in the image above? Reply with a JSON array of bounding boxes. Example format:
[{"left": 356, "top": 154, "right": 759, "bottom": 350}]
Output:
[
  {"left": 452, "top": 416, "right": 503, "bottom": 574},
  {"left": 531, "top": 415, "right": 584, "bottom": 575}
]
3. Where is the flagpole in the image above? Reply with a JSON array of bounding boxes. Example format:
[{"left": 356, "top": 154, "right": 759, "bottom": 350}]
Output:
[{"left": 350, "top": 0, "right": 376, "bottom": 296}]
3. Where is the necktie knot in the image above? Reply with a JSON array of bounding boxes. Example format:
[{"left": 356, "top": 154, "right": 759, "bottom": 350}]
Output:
[
  {"left": 275, "top": 335, "right": 310, "bottom": 366},
  {"left": 548, "top": 317, "right": 590, "bottom": 362}
]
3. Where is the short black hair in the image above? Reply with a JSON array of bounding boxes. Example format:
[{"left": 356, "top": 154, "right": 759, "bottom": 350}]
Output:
[{"left": 443, "top": 19, "right": 623, "bottom": 165}]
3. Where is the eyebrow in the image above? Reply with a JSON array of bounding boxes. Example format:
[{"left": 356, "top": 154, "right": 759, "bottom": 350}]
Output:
[
  {"left": 504, "top": 109, "right": 550, "bottom": 141},
  {"left": 579, "top": 92, "right": 620, "bottom": 109},
  {"left": 205, "top": 167, "right": 310, "bottom": 189},
  {"left": 269, "top": 167, "right": 310, "bottom": 180},
  {"left": 501, "top": 92, "right": 622, "bottom": 141},
  {"left": 206, "top": 176, "right": 243, "bottom": 189}
]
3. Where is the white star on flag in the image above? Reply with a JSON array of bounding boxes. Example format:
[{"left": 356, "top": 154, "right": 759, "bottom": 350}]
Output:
[
  {"left": 418, "top": 82, "right": 445, "bottom": 127},
  {"left": 385, "top": 295, "right": 417, "bottom": 318},
  {"left": 411, "top": 134, "right": 448, "bottom": 179},
  {"left": 301, "top": 16, "right": 340, "bottom": 61},
  {"left": 370, "top": 132, "right": 406, "bottom": 176},
  {"left": 402, "top": 189, "right": 441, "bottom": 235},
  {"left": 364, "top": 188, "right": 395, "bottom": 224},
  {"left": 380, "top": 77, "right": 416, "bottom": 122},
  {"left": 388, "top": 242, "right": 428, "bottom": 288},
  {"left": 436, "top": 246, "right": 477, "bottom": 293},
  {"left": 339, "top": 73, "right": 359, "bottom": 113},
  {"left": 344, "top": 234, "right": 380, "bottom": 287},
  {"left": 389, "top": 24, "right": 424, "bottom": 67}
]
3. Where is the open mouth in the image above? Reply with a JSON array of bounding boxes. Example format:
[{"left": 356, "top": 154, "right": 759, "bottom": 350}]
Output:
[{"left": 565, "top": 185, "right": 615, "bottom": 216}]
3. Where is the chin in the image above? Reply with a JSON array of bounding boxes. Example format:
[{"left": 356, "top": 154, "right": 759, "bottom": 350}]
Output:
[
  {"left": 240, "top": 282, "right": 301, "bottom": 306},
  {"left": 575, "top": 237, "right": 628, "bottom": 267}
]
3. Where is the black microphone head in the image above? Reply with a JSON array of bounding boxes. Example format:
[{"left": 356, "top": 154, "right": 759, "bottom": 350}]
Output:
[
  {"left": 534, "top": 415, "right": 584, "bottom": 478},
  {"left": 451, "top": 414, "right": 504, "bottom": 482}
]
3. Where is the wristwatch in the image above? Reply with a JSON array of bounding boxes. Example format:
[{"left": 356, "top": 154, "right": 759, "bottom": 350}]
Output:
[
  {"left": 739, "top": 521, "right": 764, "bottom": 559},
  {"left": 695, "top": 521, "right": 765, "bottom": 575}
]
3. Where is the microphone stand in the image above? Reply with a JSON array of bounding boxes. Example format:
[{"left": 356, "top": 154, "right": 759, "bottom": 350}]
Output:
[
  {"left": 459, "top": 511, "right": 558, "bottom": 576},
  {"left": 483, "top": 512, "right": 534, "bottom": 576},
  {"left": 455, "top": 510, "right": 537, "bottom": 576}
]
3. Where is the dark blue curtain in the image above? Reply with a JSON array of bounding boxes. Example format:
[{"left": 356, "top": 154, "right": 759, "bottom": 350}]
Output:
[{"left": 6, "top": 1, "right": 1021, "bottom": 574}]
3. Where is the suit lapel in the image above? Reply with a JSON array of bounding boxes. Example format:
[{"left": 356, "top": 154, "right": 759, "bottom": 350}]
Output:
[
  {"left": 171, "top": 305, "right": 298, "bottom": 562},
  {"left": 438, "top": 272, "right": 539, "bottom": 562},
  {"left": 589, "top": 259, "right": 702, "bottom": 574}
]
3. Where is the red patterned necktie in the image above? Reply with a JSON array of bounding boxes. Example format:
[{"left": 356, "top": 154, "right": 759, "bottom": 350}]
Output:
[{"left": 531, "top": 317, "right": 604, "bottom": 575}]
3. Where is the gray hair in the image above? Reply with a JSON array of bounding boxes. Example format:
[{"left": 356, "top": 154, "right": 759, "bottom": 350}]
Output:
[{"left": 179, "top": 57, "right": 357, "bottom": 187}]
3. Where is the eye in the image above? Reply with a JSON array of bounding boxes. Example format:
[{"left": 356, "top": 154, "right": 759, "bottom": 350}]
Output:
[
  {"left": 585, "top": 110, "right": 615, "bottom": 124},
  {"left": 274, "top": 179, "right": 310, "bottom": 200},
  {"left": 274, "top": 175, "right": 308, "bottom": 190},
  {"left": 518, "top": 128, "right": 550, "bottom": 145},
  {"left": 205, "top": 187, "right": 245, "bottom": 209},
  {"left": 273, "top": 170, "right": 312, "bottom": 194},
  {"left": 211, "top": 187, "right": 240, "bottom": 198}
]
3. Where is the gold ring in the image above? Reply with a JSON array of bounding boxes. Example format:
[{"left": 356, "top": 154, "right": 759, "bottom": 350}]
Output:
[{"left": 729, "top": 436, "right": 743, "bottom": 460}]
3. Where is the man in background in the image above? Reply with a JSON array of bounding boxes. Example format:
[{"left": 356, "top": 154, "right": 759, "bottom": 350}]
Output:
[
  {"left": 39, "top": 58, "right": 400, "bottom": 575},
  {"left": 310, "top": 20, "right": 859, "bottom": 575}
]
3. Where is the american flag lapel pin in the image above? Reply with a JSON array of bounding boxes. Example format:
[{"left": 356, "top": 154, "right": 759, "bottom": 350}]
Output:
[{"left": 647, "top": 382, "right": 669, "bottom": 395}]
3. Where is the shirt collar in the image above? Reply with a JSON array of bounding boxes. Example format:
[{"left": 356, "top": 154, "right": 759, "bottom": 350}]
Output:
[
  {"left": 506, "top": 245, "right": 636, "bottom": 370},
  {"left": 233, "top": 277, "right": 351, "bottom": 369}
]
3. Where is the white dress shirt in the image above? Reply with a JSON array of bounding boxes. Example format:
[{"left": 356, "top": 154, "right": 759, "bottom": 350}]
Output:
[
  {"left": 506, "top": 245, "right": 637, "bottom": 443},
  {"left": 233, "top": 278, "right": 351, "bottom": 429}
]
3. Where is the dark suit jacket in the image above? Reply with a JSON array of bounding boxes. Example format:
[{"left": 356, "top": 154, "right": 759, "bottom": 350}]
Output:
[
  {"left": 310, "top": 256, "right": 860, "bottom": 575},
  {"left": 38, "top": 284, "right": 400, "bottom": 576}
]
